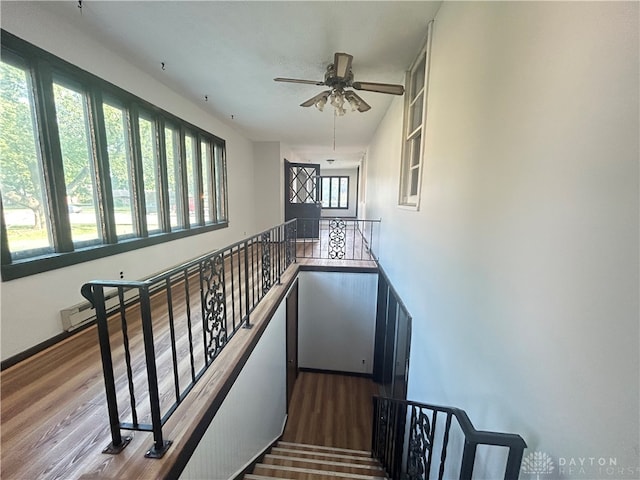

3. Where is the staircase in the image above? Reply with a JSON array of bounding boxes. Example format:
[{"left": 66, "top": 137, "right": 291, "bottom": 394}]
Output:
[{"left": 245, "top": 441, "right": 389, "bottom": 480}]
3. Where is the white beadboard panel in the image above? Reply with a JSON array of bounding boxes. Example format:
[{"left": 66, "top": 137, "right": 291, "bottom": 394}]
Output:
[
  {"left": 180, "top": 299, "right": 287, "bottom": 480},
  {"left": 298, "top": 271, "right": 377, "bottom": 374}
]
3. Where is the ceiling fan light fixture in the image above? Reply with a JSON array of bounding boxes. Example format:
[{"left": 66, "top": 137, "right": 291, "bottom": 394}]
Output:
[
  {"left": 315, "top": 94, "right": 328, "bottom": 112},
  {"left": 330, "top": 89, "right": 345, "bottom": 109},
  {"left": 275, "top": 51, "right": 405, "bottom": 115}
]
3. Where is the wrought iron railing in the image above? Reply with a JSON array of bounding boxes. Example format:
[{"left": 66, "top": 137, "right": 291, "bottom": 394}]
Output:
[
  {"left": 372, "top": 396, "right": 527, "bottom": 480},
  {"left": 295, "top": 217, "right": 380, "bottom": 261},
  {"left": 81, "top": 220, "right": 298, "bottom": 458}
]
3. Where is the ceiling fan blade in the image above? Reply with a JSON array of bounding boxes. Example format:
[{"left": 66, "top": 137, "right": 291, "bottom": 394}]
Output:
[
  {"left": 274, "top": 77, "right": 325, "bottom": 86},
  {"left": 333, "top": 53, "right": 353, "bottom": 79},
  {"left": 344, "top": 90, "right": 371, "bottom": 112},
  {"left": 300, "top": 90, "right": 331, "bottom": 107},
  {"left": 352, "top": 81, "right": 405, "bottom": 95}
]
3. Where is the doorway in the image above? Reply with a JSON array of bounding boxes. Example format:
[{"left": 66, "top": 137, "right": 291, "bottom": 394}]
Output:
[{"left": 284, "top": 160, "right": 321, "bottom": 238}]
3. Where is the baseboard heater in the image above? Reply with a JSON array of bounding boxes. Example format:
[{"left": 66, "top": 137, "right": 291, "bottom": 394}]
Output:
[
  {"left": 58, "top": 246, "right": 247, "bottom": 332},
  {"left": 60, "top": 287, "right": 140, "bottom": 332}
]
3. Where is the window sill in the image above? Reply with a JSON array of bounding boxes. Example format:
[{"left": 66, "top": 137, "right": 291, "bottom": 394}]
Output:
[{"left": 2, "top": 221, "right": 228, "bottom": 281}]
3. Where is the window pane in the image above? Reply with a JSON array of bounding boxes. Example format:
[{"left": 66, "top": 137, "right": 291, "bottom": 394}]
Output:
[
  {"left": 103, "top": 102, "right": 135, "bottom": 237},
  {"left": 331, "top": 177, "right": 339, "bottom": 208},
  {"left": 0, "top": 60, "right": 53, "bottom": 256},
  {"left": 201, "top": 140, "right": 213, "bottom": 222},
  {"left": 410, "top": 168, "right": 420, "bottom": 197},
  {"left": 53, "top": 81, "right": 101, "bottom": 244},
  {"left": 409, "top": 93, "right": 423, "bottom": 133},
  {"left": 340, "top": 177, "right": 349, "bottom": 208},
  {"left": 321, "top": 178, "right": 330, "bottom": 208},
  {"left": 139, "top": 117, "right": 160, "bottom": 232},
  {"left": 164, "top": 126, "right": 181, "bottom": 230},
  {"left": 214, "top": 143, "right": 226, "bottom": 221},
  {"left": 410, "top": 54, "right": 425, "bottom": 100},
  {"left": 185, "top": 134, "right": 197, "bottom": 226},
  {"left": 411, "top": 133, "right": 422, "bottom": 168}
]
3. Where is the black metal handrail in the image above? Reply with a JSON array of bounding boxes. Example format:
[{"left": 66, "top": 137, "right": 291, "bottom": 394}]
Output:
[
  {"left": 372, "top": 395, "right": 527, "bottom": 480},
  {"left": 81, "top": 219, "right": 298, "bottom": 458},
  {"left": 295, "top": 217, "right": 380, "bottom": 261}
]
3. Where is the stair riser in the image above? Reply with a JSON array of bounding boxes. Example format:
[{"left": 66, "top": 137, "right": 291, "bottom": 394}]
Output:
[{"left": 271, "top": 448, "right": 378, "bottom": 465}]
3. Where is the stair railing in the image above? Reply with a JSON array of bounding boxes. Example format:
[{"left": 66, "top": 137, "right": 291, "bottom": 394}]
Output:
[
  {"left": 81, "top": 220, "right": 297, "bottom": 458},
  {"left": 295, "top": 217, "right": 380, "bottom": 261},
  {"left": 372, "top": 395, "right": 527, "bottom": 480}
]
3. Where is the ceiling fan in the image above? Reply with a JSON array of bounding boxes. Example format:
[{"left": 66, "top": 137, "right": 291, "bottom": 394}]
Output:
[{"left": 274, "top": 52, "right": 405, "bottom": 115}]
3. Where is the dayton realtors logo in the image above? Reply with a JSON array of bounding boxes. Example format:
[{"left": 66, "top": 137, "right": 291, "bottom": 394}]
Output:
[{"left": 521, "top": 451, "right": 555, "bottom": 479}]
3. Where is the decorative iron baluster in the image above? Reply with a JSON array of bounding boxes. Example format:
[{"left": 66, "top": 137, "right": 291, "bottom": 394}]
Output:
[
  {"left": 261, "top": 231, "right": 272, "bottom": 293},
  {"left": 201, "top": 253, "right": 227, "bottom": 361},
  {"left": 285, "top": 221, "right": 296, "bottom": 265},
  {"left": 378, "top": 398, "right": 391, "bottom": 466},
  {"left": 329, "top": 218, "right": 347, "bottom": 259},
  {"left": 405, "top": 406, "right": 432, "bottom": 480},
  {"left": 438, "top": 413, "right": 453, "bottom": 480}
]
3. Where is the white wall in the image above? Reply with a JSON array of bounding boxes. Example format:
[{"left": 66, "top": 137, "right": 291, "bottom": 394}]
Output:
[
  {"left": 320, "top": 167, "right": 359, "bottom": 218},
  {"left": 0, "top": 2, "right": 257, "bottom": 360},
  {"left": 180, "top": 296, "right": 287, "bottom": 480},
  {"left": 366, "top": 2, "right": 639, "bottom": 478},
  {"left": 298, "top": 271, "right": 377, "bottom": 374},
  {"left": 253, "top": 141, "right": 284, "bottom": 232}
]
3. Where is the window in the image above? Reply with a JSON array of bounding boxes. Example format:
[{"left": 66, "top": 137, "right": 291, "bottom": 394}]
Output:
[
  {"left": 399, "top": 21, "right": 433, "bottom": 209},
  {"left": 139, "top": 115, "right": 161, "bottom": 233},
  {"left": 164, "top": 125, "right": 182, "bottom": 230},
  {"left": 54, "top": 80, "right": 102, "bottom": 245},
  {"left": 103, "top": 100, "right": 135, "bottom": 238},
  {"left": 184, "top": 132, "right": 198, "bottom": 226},
  {"left": 0, "top": 57, "right": 53, "bottom": 257},
  {"left": 320, "top": 176, "right": 349, "bottom": 209},
  {"left": 0, "top": 31, "right": 229, "bottom": 280}
]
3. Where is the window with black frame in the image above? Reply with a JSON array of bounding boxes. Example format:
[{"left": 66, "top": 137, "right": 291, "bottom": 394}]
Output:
[
  {"left": 0, "top": 31, "right": 229, "bottom": 280},
  {"left": 320, "top": 176, "right": 349, "bottom": 209}
]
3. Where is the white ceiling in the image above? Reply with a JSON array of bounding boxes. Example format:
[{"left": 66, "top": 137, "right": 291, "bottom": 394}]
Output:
[{"left": 35, "top": 1, "right": 441, "bottom": 168}]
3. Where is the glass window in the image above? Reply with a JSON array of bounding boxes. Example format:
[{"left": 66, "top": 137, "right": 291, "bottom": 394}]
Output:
[
  {"left": 201, "top": 140, "right": 214, "bottom": 223},
  {"left": 164, "top": 125, "right": 181, "bottom": 230},
  {"left": 399, "top": 21, "right": 433, "bottom": 208},
  {"left": 185, "top": 133, "right": 198, "bottom": 226},
  {"left": 0, "top": 60, "right": 53, "bottom": 256},
  {"left": 139, "top": 116, "right": 161, "bottom": 233},
  {"left": 1, "top": 33, "right": 230, "bottom": 280},
  {"left": 53, "top": 81, "right": 101, "bottom": 245},
  {"left": 214, "top": 143, "right": 226, "bottom": 221},
  {"left": 103, "top": 101, "right": 135, "bottom": 237},
  {"left": 320, "top": 176, "right": 349, "bottom": 209},
  {"left": 339, "top": 177, "right": 348, "bottom": 208}
]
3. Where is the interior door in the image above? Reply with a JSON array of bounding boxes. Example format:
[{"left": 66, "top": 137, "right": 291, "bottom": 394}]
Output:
[
  {"left": 286, "top": 280, "right": 299, "bottom": 410},
  {"left": 284, "top": 160, "right": 321, "bottom": 238}
]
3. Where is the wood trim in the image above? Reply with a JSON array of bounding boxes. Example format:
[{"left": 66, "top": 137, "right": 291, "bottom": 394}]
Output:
[{"left": 298, "top": 367, "right": 373, "bottom": 379}]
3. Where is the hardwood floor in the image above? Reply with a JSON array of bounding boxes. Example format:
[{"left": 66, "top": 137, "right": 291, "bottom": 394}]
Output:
[{"left": 282, "top": 372, "right": 379, "bottom": 452}]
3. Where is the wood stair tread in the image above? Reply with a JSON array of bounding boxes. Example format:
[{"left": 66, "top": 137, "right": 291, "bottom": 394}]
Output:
[
  {"left": 253, "top": 464, "right": 387, "bottom": 480},
  {"left": 276, "top": 441, "right": 372, "bottom": 456},
  {"left": 263, "top": 454, "right": 384, "bottom": 473},
  {"left": 245, "top": 475, "right": 292, "bottom": 480},
  {"left": 270, "top": 447, "right": 379, "bottom": 465}
]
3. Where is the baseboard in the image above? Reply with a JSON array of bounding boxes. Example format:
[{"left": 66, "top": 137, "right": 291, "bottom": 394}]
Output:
[
  {"left": 0, "top": 324, "right": 94, "bottom": 371},
  {"left": 299, "top": 367, "right": 373, "bottom": 379}
]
